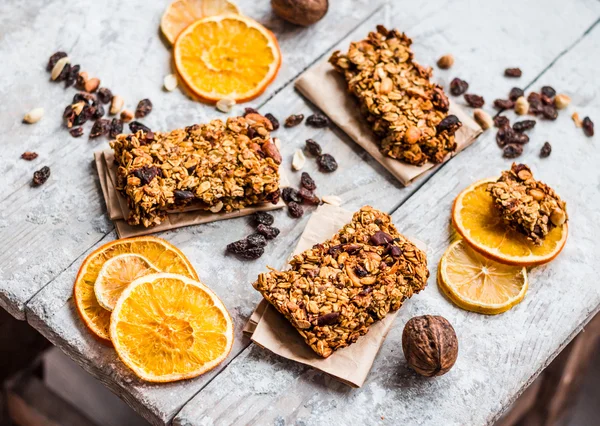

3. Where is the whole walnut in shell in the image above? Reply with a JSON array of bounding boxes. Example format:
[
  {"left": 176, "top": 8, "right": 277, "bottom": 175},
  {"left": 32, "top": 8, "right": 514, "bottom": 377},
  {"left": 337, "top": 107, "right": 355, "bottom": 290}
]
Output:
[
  {"left": 402, "top": 315, "right": 458, "bottom": 377},
  {"left": 271, "top": 0, "right": 328, "bottom": 26}
]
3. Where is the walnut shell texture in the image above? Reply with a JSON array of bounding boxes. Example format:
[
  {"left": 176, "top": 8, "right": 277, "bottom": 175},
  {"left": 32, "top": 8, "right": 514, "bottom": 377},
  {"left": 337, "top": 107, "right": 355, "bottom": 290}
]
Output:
[
  {"left": 271, "top": 0, "right": 328, "bottom": 26},
  {"left": 402, "top": 315, "right": 458, "bottom": 377}
]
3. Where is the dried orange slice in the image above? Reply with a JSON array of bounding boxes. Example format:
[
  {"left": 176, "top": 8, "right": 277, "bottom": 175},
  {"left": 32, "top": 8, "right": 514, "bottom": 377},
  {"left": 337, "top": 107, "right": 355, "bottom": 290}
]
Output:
[
  {"left": 452, "top": 179, "right": 568, "bottom": 266},
  {"left": 110, "top": 273, "right": 233, "bottom": 382},
  {"left": 438, "top": 240, "right": 528, "bottom": 314},
  {"left": 174, "top": 15, "right": 281, "bottom": 103},
  {"left": 160, "top": 0, "right": 240, "bottom": 45},
  {"left": 73, "top": 237, "right": 198, "bottom": 342}
]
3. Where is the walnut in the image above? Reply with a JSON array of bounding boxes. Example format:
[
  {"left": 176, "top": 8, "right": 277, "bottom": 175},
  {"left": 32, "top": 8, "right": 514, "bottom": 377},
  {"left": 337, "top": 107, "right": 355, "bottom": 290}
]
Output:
[
  {"left": 402, "top": 315, "right": 458, "bottom": 377},
  {"left": 271, "top": 0, "right": 328, "bottom": 26}
]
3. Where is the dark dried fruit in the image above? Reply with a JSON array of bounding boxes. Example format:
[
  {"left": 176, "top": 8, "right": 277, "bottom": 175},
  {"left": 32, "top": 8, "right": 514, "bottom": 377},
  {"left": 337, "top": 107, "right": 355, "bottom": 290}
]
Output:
[
  {"left": 298, "top": 187, "right": 320, "bottom": 205},
  {"left": 237, "top": 246, "right": 265, "bottom": 260},
  {"left": 306, "top": 113, "right": 329, "bottom": 128},
  {"left": 512, "top": 133, "right": 529, "bottom": 144},
  {"left": 354, "top": 265, "right": 368, "bottom": 277},
  {"left": 387, "top": 244, "right": 402, "bottom": 258},
  {"left": 265, "top": 113, "right": 279, "bottom": 130},
  {"left": 527, "top": 92, "right": 543, "bottom": 114},
  {"left": 129, "top": 121, "right": 151, "bottom": 133},
  {"left": 541, "top": 86, "right": 556, "bottom": 98},
  {"left": 494, "top": 99, "right": 514, "bottom": 110},
  {"left": 252, "top": 211, "right": 275, "bottom": 226},
  {"left": 494, "top": 116, "right": 510, "bottom": 128},
  {"left": 47, "top": 51, "right": 67, "bottom": 71},
  {"left": 89, "top": 119, "right": 110, "bottom": 138},
  {"left": 243, "top": 107, "right": 259, "bottom": 116},
  {"left": 288, "top": 201, "right": 304, "bottom": 218},
  {"left": 63, "top": 104, "right": 76, "bottom": 128},
  {"left": 582, "top": 117, "right": 594, "bottom": 137},
  {"left": 370, "top": 231, "right": 393, "bottom": 245},
  {"left": 284, "top": 114, "right": 304, "bottom": 128},
  {"left": 540, "top": 142, "right": 552, "bottom": 158},
  {"left": 226, "top": 239, "right": 265, "bottom": 259},
  {"left": 21, "top": 151, "right": 38, "bottom": 161},
  {"left": 73, "top": 92, "right": 96, "bottom": 106},
  {"left": 436, "top": 115, "right": 462, "bottom": 135},
  {"left": 512, "top": 120, "right": 536, "bottom": 132},
  {"left": 541, "top": 94, "right": 553, "bottom": 106},
  {"left": 97, "top": 87, "right": 113, "bottom": 104},
  {"left": 305, "top": 139, "right": 323, "bottom": 156},
  {"left": 247, "top": 233, "right": 267, "bottom": 248},
  {"left": 504, "top": 68, "right": 522, "bottom": 77},
  {"left": 109, "top": 118, "right": 123, "bottom": 138},
  {"left": 282, "top": 187, "right": 302, "bottom": 204},
  {"left": 91, "top": 103, "right": 105, "bottom": 119},
  {"left": 227, "top": 239, "right": 249, "bottom": 254},
  {"left": 69, "top": 127, "right": 84, "bottom": 138},
  {"left": 541, "top": 105, "right": 558, "bottom": 120},
  {"left": 32, "top": 166, "right": 50, "bottom": 186},
  {"left": 317, "top": 153, "right": 338, "bottom": 172},
  {"left": 464, "top": 94, "right": 484, "bottom": 108},
  {"left": 132, "top": 165, "right": 159, "bottom": 185},
  {"left": 432, "top": 87, "right": 450, "bottom": 112},
  {"left": 256, "top": 224, "right": 280, "bottom": 239},
  {"left": 56, "top": 62, "right": 71, "bottom": 82},
  {"left": 174, "top": 189, "right": 195, "bottom": 200},
  {"left": 503, "top": 144, "right": 523, "bottom": 159},
  {"left": 135, "top": 99, "right": 153, "bottom": 118},
  {"left": 449, "top": 78, "right": 469, "bottom": 96},
  {"left": 300, "top": 172, "right": 316, "bottom": 191},
  {"left": 266, "top": 188, "right": 280, "bottom": 205},
  {"left": 317, "top": 312, "right": 340, "bottom": 326},
  {"left": 508, "top": 87, "right": 524, "bottom": 101},
  {"left": 65, "top": 64, "right": 80, "bottom": 88},
  {"left": 496, "top": 127, "right": 514, "bottom": 148}
]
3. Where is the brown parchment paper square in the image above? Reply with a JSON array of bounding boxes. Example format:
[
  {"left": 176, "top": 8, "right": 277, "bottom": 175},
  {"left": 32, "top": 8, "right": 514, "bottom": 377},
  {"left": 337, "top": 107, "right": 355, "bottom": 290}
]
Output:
[
  {"left": 244, "top": 204, "right": 427, "bottom": 388},
  {"left": 295, "top": 60, "right": 482, "bottom": 185}
]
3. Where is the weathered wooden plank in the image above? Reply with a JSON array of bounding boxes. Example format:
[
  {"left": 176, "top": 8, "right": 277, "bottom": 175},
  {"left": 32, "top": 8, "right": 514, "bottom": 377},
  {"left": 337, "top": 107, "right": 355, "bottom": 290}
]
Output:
[
  {"left": 0, "top": 0, "right": 383, "bottom": 319},
  {"left": 173, "top": 2, "right": 600, "bottom": 426}
]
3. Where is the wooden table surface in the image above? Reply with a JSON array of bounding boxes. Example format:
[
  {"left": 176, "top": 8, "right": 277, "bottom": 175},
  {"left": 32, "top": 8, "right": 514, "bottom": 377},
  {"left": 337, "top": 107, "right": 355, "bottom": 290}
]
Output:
[{"left": 1, "top": 0, "right": 599, "bottom": 425}]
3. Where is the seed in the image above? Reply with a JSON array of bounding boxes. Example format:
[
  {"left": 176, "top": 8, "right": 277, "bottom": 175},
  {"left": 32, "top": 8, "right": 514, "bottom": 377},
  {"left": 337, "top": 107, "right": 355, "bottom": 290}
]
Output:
[
  {"left": 84, "top": 77, "right": 100, "bottom": 93},
  {"left": 120, "top": 109, "right": 134, "bottom": 122},
  {"left": 449, "top": 78, "right": 469, "bottom": 96},
  {"left": 265, "top": 113, "right": 279, "bottom": 130},
  {"left": 21, "top": 151, "right": 38, "bottom": 161},
  {"left": 284, "top": 114, "right": 304, "bottom": 127},
  {"left": 135, "top": 99, "right": 153, "bottom": 118},
  {"left": 306, "top": 113, "right": 329, "bottom": 128},
  {"left": 583, "top": 117, "right": 594, "bottom": 137},
  {"left": 404, "top": 126, "right": 422, "bottom": 143},
  {"left": 305, "top": 139, "right": 322, "bottom": 156},
  {"left": 32, "top": 166, "right": 51, "bottom": 186},
  {"left": 494, "top": 116, "right": 510, "bottom": 128},
  {"left": 554, "top": 94, "right": 571, "bottom": 110},
  {"left": 47, "top": 52, "right": 67, "bottom": 71},
  {"left": 540, "top": 142, "right": 552, "bottom": 158},
  {"left": 473, "top": 109, "right": 493, "bottom": 130},
  {"left": 464, "top": 94, "right": 484, "bottom": 108},
  {"left": 494, "top": 99, "right": 514, "bottom": 110},
  {"left": 23, "top": 108, "right": 44, "bottom": 124},
  {"left": 216, "top": 98, "right": 235, "bottom": 113},
  {"left": 300, "top": 172, "right": 316, "bottom": 191},
  {"left": 110, "top": 95, "right": 124, "bottom": 115},
  {"left": 541, "top": 86, "right": 556, "bottom": 98},
  {"left": 292, "top": 149, "right": 306, "bottom": 170},
  {"left": 97, "top": 87, "right": 113, "bottom": 104},
  {"left": 51, "top": 56, "right": 70, "bottom": 80},
  {"left": 503, "top": 144, "right": 523, "bottom": 158},
  {"left": 509, "top": 87, "right": 524, "bottom": 101},
  {"left": 515, "top": 96, "right": 529, "bottom": 115},
  {"left": 436, "top": 54, "right": 454, "bottom": 69},
  {"left": 163, "top": 74, "right": 178, "bottom": 91},
  {"left": 512, "top": 120, "right": 536, "bottom": 133},
  {"left": 504, "top": 68, "right": 522, "bottom": 77},
  {"left": 572, "top": 112, "right": 582, "bottom": 127},
  {"left": 322, "top": 195, "right": 342, "bottom": 206},
  {"left": 317, "top": 153, "right": 338, "bottom": 172},
  {"left": 69, "top": 127, "right": 84, "bottom": 137}
]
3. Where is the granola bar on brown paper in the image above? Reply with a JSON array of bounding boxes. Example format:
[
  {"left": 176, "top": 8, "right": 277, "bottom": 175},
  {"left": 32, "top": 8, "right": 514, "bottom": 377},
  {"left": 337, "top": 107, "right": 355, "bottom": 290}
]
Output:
[
  {"left": 329, "top": 25, "right": 460, "bottom": 166},
  {"left": 110, "top": 114, "right": 281, "bottom": 228},
  {"left": 488, "top": 163, "right": 568, "bottom": 245},
  {"left": 252, "top": 205, "right": 429, "bottom": 358}
]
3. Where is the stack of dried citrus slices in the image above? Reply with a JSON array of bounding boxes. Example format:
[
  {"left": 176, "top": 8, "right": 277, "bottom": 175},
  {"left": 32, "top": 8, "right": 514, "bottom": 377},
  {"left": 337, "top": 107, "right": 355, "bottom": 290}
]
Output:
[
  {"left": 73, "top": 236, "right": 233, "bottom": 382},
  {"left": 160, "top": 0, "right": 282, "bottom": 103},
  {"left": 438, "top": 178, "right": 568, "bottom": 315}
]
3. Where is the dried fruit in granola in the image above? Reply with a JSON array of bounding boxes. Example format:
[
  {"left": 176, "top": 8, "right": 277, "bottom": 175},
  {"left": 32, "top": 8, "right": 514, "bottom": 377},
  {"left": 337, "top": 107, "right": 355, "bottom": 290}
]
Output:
[
  {"left": 135, "top": 99, "right": 153, "bottom": 118},
  {"left": 540, "top": 142, "right": 552, "bottom": 158},
  {"left": 449, "top": 78, "right": 469, "bottom": 96},
  {"left": 300, "top": 172, "right": 317, "bottom": 191},
  {"left": 252, "top": 211, "right": 275, "bottom": 226},
  {"left": 32, "top": 166, "right": 51, "bottom": 186},
  {"left": 21, "top": 151, "right": 38, "bottom": 161},
  {"left": 317, "top": 153, "right": 338, "bottom": 172},
  {"left": 265, "top": 113, "right": 279, "bottom": 130},
  {"left": 306, "top": 113, "right": 329, "bottom": 128},
  {"left": 464, "top": 94, "right": 484, "bottom": 108},
  {"left": 284, "top": 114, "right": 304, "bottom": 127},
  {"left": 305, "top": 139, "right": 322, "bottom": 156},
  {"left": 504, "top": 68, "right": 522, "bottom": 77},
  {"left": 129, "top": 121, "right": 151, "bottom": 133}
]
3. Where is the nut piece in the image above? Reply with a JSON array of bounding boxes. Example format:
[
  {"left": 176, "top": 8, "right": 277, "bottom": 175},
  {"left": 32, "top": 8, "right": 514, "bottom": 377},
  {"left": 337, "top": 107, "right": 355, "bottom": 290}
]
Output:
[
  {"left": 51, "top": 56, "right": 70, "bottom": 80},
  {"left": 402, "top": 315, "right": 458, "bottom": 377},
  {"left": 110, "top": 95, "right": 124, "bottom": 115},
  {"left": 572, "top": 112, "right": 582, "bottom": 128},
  {"left": 163, "top": 74, "right": 178, "bottom": 91},
  {"left": 292, "top": 149, "right": 306, "bottom": 170},
  {"left": 216, "top": 98, "right": 236, "bottom": 113},
  {"left": 321, "top": 195, "right": 342, "bottom": 206},
  {"left": 23, "top": 108, "right": 44, "bottom": 124},
  {"left": 473, "top": 109, "right": 493, "bottom": 130},
  {"left": 404, "top": 126, "right": 422, "bottom": 144},
  {"left": 271, "top": 0, "right": 328, "bottom": 26},
  {"left": 84, "top": 77, "right": 100, "bottom": 93},
  {"left": 554, "top": 94, "right": 571, "bottom": 110},
  {"left": 120, "top": 109, "right": 134, "bottom": 122},
  {"left": 436, "top": 54, "right": 454, "bottom": 69},
  {"left": 515, "top": 96, "right": 529, "bottom": 115}
]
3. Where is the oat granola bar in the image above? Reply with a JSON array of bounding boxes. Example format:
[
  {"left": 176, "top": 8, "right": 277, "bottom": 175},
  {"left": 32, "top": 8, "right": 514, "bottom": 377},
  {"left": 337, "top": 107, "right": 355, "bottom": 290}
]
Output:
[
  {"left": 111, "top": 114, "right": 281, "bottom": 227},
  {"left": 252, "top": 206, "right": 429, "bottom": 358},
  {"left": 487, "top": 163, "right": 567, "bottom": 245},
  {"left": 329, "top": 25, "right": 460, "bottom": 166}
]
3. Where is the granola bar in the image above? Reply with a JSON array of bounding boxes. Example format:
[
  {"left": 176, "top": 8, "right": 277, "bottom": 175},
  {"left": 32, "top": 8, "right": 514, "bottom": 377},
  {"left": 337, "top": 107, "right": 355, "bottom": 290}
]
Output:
[
  {"left": 487, "top": 163, "right": 567, "bottom": 245},
  {"left": 252, "top": 206, "right": 429, "bottom": 358},
  {"left": 329, "top": 25, "right": 460, "bottom": 166},
  {"left": 110, "top": 114, "right": 281, "bottom": 227}
]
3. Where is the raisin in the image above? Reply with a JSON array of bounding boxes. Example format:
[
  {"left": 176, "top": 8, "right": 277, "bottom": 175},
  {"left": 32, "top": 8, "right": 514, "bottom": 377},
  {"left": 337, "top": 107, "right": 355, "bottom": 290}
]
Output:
[
  {"left": 304, "top": 140, "right": 322, "bottom": 157},
  {"left": 509, "top": 87, "right": 524, "bottom": 101},
  {"left": 503, "top": 144, "right": 523, "bottom": 158},
  {"left": 306, "top": 113, "right": 329, "bottom": 128},
  {"left": 527, "top": 92, "right": 543, "bottom": 114},
  {"left": 317, "top": 154, "right": 338, "bottom": 172},
  {"left": 494, "top": 116, "right": 510, "bottom": 128},
  {"left": 256, "top": 224, "right": 280, "bottom": 239},
  {"left": 496, "top": 127, "right": 515, "bottom": 148},
  {"left": 247, "top": 233, "right": 267, "bottom": 248},
  {"left": 541, "top": 94, "right": 553, "bottom": 105},
  {"left": 387, "top": 244, "right": 402, "bottom": 258},
  {"left": 69, "top": 127, "right": 84, "bottom": 138},
  {"left": 132, "top": 165, "right": 159, "bottom": 185},
  {"left": 266, "top": 188, "right": 280, "bottom": 205},
  {"left": 237, "top": 247, "right": 265, "bottom": 260},
  {"left": 541, "top": 105, "right": 558, "bottom": 120},
  {"left": 436, "top": 115, "right": 462, "bottom": 135},
  {"left": 317, "top": 312, "right": 340, "bottom": 326},
  {"left": 494, "top": 99, "right": 514, "bottom": 109},
  {"left": 504, "top": 68, "right": 522, "bottom": 77},
  {"left": 227, "top": 239, "right": 250, "bottom": 254},
  {"left": 513, "top": 120, "right": 536, "bottom": 132},
  {"left": 65, "top": 64, "right": 80, "bottom": 88},
  {"left": 135, "top": 99, "right": 153, "bottom": 118},
  {"left": 540, "top": 142, "right": 552, "bottom": 158},
  {"left": 370, "top": 231, "right": 393, "bottom": 245},
  {"left": 97, "top": 87, "right": 113, "bottom": 104},
  {"left": 284, "top": 114, "right": 304, "bottom": 127},
  {"left": 32, "top": 166, "right": 51, "bottom": 186},
  {"left": 174, "top": 190, "right": 195, "bottom": 200},
  {"left": 73, "top": 92, "right": 96, "bottom": 105},
  {"left": 464, "top": 94, "right": 484, "bottom": 108},
  {"left": 449, "top": 78, "right": 469, "bottom": 96},
  {"left": 432, "top": 87, "right": 450, "bottom": 112},
  {"left": 298, "top": 187, "right": 320, "bottom": 205},
  {"left": 583, "top": 117, "right": 594, "bottom": 137},
  {"left": 354, "top": 265, "right": 368, "bottom": 278},
  {"left": 91, "top": 103, "right": 105, "bottom": 119},
  {"left": 265, "top": 113, "right": 279, "bottom": 130},
  {"left": 252, "top": 211, "right": 274, "bottom": 226},
  {"left": 512, "top": 133, "right": 530, "bottom": 144},
  {"left": 109, "top": 118, "right": 123, "bottom": 138},
  {"left": 541, "top": 86, "right": 556, "bottom": 98},
  {"left": 282, "top": 187, "right": 302, "bottom": 204},
  {"left": 243, "top": 107, "right": 259, "bottom": 116},
  {"left": 288, "top": 201, "right": 304, "bottom": 218},
  {"left": 63, "top": 104, "right": 76, "bottom": 128},
  {"left": 56, "top": 62, "right": 71, "bottom": 82},
  {"left": 129, "top": 121, "right": 151, "bottom": 133},
  {"left": 89, "top": 119, "right": 111, "bottom": 138},
  {"left": 47, "top": 51, "right": 67, "bottom": 71},
  {"left": 21, "top": 151, "right": 38, "bottom": 161},
  {"left": 247, "top": 127, "right": 257, "bottom": 139},
  {"left": 300, "top": 172, "right": 317, "bottom": 191}
]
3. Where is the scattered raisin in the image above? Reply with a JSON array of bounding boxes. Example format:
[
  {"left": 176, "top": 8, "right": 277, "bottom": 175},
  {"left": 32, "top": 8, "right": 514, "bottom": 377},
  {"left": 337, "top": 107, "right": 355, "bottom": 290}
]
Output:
[
  {"left": 32, "top": 166, "right": 51, "bottom": 186},
  {"left": 266, "top": 188, "right": 280, "bottom": 205},
  {"left": 512, "top": 133, "right": 530, "bottom": 144},
  {"left": 282, "top": 187, "right": 302, "bottom": 204},
  {"left": 541, "top": 94, "right": 553, "bottom": 105},
  {"left": 65, "top": 64, "right": 80, "bottom": 88},
  {"left": 265, "top": 113, "right": 279, "bottom": 130},
  {"left": 174, "top": 190, "right": 195, "bottom": 200},
  {"left": 247, "top": 233, "right": 267, "bottom": 248},
  {"left": 135, "top": 99, "right": 153, "bottom": 118},
  {"left": 256, "top": 224, "right": 280, "bottom": 239},
  {"left": 496, "top": 127, "right": 515, "bottom": 148},
  {"left": 512, "top": 120, "right": 536, "bottom": 132},
  {"left": 508, "top": 87, "right": 524, "bottom": 101},
  {"left": 494, "top": 116, "right": 510, "bottom": 128},
  {"left": 132, "top": 165, "right": 159, "bottom": 185},
  {"left": 300, "top": 172, "right": 316, "bottom": 191},
  {"left": 69, "top": 127, "right": 84, "bottom": 138},
  {"left": 305, "top": 139, "right": 322, "bottom": 156},
  {"left": 129, "top": 121, "right": 151, "bottom": 133},
  {"left": 541, "top": 86, "right": 556, "bottom": 98},
  {"left": 541, "top": 105, "right": 558, "bottom": 120},
  {"left": 582, "top": 117, "right": 594, "bottom": 137},
  {"left": 504, "top": 68, "right": 522, "bottom": 77},
  {"left": 252, "top": 211, "right": 275, "bottom": 226},
  {"left": 449, "top": 78, "right": 469, "bottom": 96},
  {"left": 97, "top": 87, "right": 113, "bottom": 104},
  {"left": 21, "top": 152, "right": 38, "bottom": 161},
  {"left": 436, "top": 115, "right": 462, "bottom": 135},
  {"left": 540, "top": 142, "right": 552, "bottom": 158},
  {"left": 503, "top": 144, "right": 523, "bottom": 158},
  {"left": 298, "top": 187, "right": 320, "bottom": 205},
  {"left": 56, "top": 62, "right": 71, "bottom": 82},
  {"left": 237, "top": 247, "right": 265, "bottom": 260},
  {"left": 90, "top": 119, "right": 111, "bottom": 138},
  {"left": 306, "top": 113, "right": 329, "bottom": 128},
  {"left": 464, "top": 94, "right": 484, "bottom": 108},
  {"left": 317, "top": 153, "right": 338, "bottom": 172},
  {"left": 73, "top": 92, "right": 96, "bottom": 105},
  {"left": 527, "top": 92, "right": 543, "bottom": 114},
  {"left": 284, "top": 114, "right": 304, "bottom": 127},
  {"left": 243, "top": 107, "right": 259, "bottom": 116},
  {"left": 494, "top": 99, "right": 514, "bottom": 109},
  {"left": 288, "top": 201, "right": 304, "bottom": 218},
  {"left": 227, "top": 239, "right": 250, "bottom": 254},
  {"left": 47, "top": 51, "right": 67, "bottom": 71},
  {"left": 109, "top": 118, "right": 123, "bottom": 138},
  {"left": 91, "top": 103, "right": 105, "bottom": 119}
]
